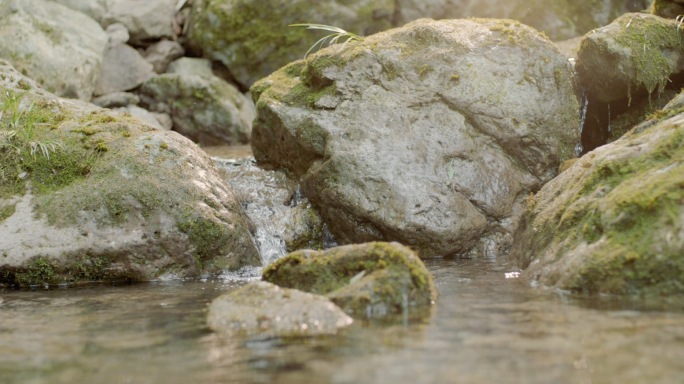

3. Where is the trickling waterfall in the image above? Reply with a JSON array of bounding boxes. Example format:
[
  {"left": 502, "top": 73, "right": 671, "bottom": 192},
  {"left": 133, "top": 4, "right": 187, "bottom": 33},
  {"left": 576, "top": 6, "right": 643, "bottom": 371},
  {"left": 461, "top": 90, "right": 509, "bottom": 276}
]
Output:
[
  {"left": 575, "top": 92, "right": 589, "bottom": 156},
  {"left": 211, "top": 156, "right": 335, "bottom": 280}
]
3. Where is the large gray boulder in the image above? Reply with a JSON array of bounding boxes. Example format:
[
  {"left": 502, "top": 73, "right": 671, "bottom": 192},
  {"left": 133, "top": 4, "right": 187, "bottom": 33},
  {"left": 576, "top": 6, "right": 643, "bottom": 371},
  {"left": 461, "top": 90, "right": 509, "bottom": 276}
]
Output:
[
  {"left": 187, "top": 0, "right": 395, "bottom": 88},
  {"left": 140, "top": 58, "right": 253, "bottom": 145},
  {"left": 251, "top": 19, "right": 579, "bottom": 258},
  {"left": 0, "top": 0, "right": 107, "bottom": 100},
  {"left": 512, "top": 98, "right": 684, "bottom": 295},
  {"left": 207, "top": 281, "right": 353, "bottom": 337},
  {"left": 576, "top": 13, "right": 684, "bottom": 104},
  {"left": 0, "top": 61, "right": 260, "bottom": 287}
]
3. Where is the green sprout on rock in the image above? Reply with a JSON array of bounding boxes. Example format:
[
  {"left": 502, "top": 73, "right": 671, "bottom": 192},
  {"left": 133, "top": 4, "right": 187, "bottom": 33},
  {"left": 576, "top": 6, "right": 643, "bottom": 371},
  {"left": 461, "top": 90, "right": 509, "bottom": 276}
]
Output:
[{"left": 290, "top": 23, "right": 364, "bottom": 58}]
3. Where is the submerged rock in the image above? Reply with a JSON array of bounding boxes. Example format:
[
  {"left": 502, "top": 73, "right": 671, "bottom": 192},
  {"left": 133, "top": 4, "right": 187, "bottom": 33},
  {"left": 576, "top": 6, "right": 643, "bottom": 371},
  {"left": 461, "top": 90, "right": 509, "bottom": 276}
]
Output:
[
  {"left": 262, "top": 242, "right": 437, "bottom": 318},
  {"left": 0, "top": 61, "right": 260, "bottom": 287},
  {"left": 251, "top": 18, "right": 579, "bottom": 258},
  {"left": 207, "top": 281, "right": 353, "bottom": 337},
  {"left": 0, "top": 0, "right": 107, "bottom": 100},
  {"left": 140, "top": 58, "right": 253, "bottom": 145},
  {"left": 513, "top": 100, "right": 684, "bottom": 295}
]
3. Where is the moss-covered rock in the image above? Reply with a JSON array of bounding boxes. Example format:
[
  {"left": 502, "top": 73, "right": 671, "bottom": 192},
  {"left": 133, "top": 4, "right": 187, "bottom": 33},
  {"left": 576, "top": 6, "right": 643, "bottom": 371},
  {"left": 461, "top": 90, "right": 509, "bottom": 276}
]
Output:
[
  {"left": 576, "top": 13, "right": 684, "bottom": 104},
  {"left": 0, "top": 60, "right": 260, "bottom": 287},
  {"left": 262, "top": 242, "right": 437, "bottom": 318},
  {"left": 186, "top": 0, "right": 394, "bottom": 87},
  {"left": 207, "top": 281, "right": 353, "bottom": 337},
  {"left": 650, "top": 0, "right": 684, "bottom": 18},
  {"left": 513, "top": 99, "right": 684, "bottom": 295}
]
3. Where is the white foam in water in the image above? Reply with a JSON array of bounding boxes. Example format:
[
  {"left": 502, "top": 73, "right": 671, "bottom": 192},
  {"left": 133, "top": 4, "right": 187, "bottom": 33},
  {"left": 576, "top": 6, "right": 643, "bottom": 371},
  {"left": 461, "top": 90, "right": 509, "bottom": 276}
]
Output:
[{"left": 219, "top": 265, "right": 263, "bottom": 282}]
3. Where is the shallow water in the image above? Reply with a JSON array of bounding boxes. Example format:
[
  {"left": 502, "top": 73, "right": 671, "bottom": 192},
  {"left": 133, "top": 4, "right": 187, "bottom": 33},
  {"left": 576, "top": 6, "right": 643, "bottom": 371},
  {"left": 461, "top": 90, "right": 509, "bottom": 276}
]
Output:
[{"left": 1, "top": 258, "right": 683, "bottom": 384}]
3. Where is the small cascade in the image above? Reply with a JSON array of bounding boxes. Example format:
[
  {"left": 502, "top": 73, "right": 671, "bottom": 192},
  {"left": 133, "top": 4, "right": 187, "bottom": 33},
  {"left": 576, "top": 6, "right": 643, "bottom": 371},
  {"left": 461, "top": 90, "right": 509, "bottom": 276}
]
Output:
[
  {"left": 575, "top": 92, "right": 589, "bottom": 156},
  {"left": 212, "top": 155, "right": 334, "bottom": 278}
]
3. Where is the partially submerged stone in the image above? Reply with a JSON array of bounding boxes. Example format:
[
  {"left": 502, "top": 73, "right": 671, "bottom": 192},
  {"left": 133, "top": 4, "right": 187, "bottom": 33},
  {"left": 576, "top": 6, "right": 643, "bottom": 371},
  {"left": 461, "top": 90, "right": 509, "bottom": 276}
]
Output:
[
  {"left": 513, "top": 101, "right": 684, "bottom": 295},
  {"left": 252, "top": 18, "right": 579, "bottom": 258},
  {"left": 207, "top": 281, "right": 353, "bottom": 337},
  {"left": 262, "top": 242, "right": 437, "bottom": 318},
  {"left": 0, "top": 60, "right": 260, "bottom": 287}
]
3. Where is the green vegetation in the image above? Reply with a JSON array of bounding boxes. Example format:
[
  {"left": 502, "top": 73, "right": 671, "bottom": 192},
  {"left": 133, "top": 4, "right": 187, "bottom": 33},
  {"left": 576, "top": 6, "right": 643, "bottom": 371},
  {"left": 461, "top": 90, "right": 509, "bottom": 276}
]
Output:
[
  {"left": 0, "top": 90, "right": 67, "bottom": 197},
  {"left": 290, "top": 23, "right": 364, "bottom": 58}
]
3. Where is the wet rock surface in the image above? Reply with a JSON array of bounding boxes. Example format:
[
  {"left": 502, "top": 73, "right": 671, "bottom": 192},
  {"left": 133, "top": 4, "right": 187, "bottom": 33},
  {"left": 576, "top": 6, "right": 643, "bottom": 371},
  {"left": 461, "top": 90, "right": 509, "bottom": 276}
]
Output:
[
  {"left": 252, "top": 18, "right": 579, "bottom": 258},
  {"left": 262, "top": 242, "right": 437, "bottom": 318},
  {"left": 513, "top": 98, "right": 684, "bottom": 295},
  {"left": 207, "top": 281, "right": 353, "bottom": 337}
]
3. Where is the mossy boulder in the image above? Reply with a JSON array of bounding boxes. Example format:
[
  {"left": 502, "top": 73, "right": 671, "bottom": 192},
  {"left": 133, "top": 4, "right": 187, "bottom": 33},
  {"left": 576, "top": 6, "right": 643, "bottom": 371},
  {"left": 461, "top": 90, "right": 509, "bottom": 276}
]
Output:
[
  {"left": 140, "top": 58, "right": 253, "bottom": 145},
  {"left": 207, "top": 281, "right": 353, "bottom": 337},
  {"left": 650, "top": 0, "right": 684, "bottom": 18},
  {"left": 0, "top": 0, "right": 107, "bottom": 100},
  {"left": 186, "top": 0, "right": 395, "bottom": 87},
  {"left": 512, "top": 100, "right": 684, "bottom": 295},
  {"left": 252, "top": 18, "right": 579, "bottom": 258},
  {"left": 262, "top": 242, "right": 437, "bottom": 318},
  {"left": 0, "top": 60, "right": 260, "bottom": 287},
  {"left": 576, "top": 13, "right": 684, "bottom": 104}
]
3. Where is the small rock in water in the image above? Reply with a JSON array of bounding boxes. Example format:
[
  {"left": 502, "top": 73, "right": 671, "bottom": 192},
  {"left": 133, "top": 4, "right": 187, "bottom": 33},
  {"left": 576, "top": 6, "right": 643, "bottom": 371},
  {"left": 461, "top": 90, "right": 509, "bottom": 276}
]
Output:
[{"left": 207, "top": 281, "right": 353, "bottom": 337}]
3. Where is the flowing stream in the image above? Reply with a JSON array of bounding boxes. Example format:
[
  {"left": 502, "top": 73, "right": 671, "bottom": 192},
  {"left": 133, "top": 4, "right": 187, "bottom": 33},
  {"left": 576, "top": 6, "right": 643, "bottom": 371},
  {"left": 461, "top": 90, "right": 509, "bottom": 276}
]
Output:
[
  {"left": 1, "top": 258, "right": 683, "bottom": 384},
  {"left": 1, "top": 148, "right": 683, "bottom": 383}
]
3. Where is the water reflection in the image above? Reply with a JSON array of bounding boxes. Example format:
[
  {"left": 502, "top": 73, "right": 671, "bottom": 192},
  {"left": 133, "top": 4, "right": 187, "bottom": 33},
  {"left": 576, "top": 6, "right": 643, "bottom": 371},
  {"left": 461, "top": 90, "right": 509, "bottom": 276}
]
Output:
[{"left": 1, "top": 259, "right": 683, "bottom": 383}]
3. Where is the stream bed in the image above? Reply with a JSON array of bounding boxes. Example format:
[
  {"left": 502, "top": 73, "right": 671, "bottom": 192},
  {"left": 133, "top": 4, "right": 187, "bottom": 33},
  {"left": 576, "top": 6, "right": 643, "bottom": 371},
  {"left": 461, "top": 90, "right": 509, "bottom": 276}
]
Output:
[{"left": 1, "top": 258, "right": 683, "bottom": 384}]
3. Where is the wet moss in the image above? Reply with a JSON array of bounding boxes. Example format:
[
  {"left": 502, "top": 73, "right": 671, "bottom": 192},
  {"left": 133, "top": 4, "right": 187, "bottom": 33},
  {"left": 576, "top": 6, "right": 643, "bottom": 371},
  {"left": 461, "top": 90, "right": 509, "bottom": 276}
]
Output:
[
  {"left": 522, "top": 117, "right": 684, "bottom": 295},
  {"left": 15, "top": 256, "right": 56, "bottom": 286},
  {"left": 262, "top": 242, "right": 437, "bottom": 317}
]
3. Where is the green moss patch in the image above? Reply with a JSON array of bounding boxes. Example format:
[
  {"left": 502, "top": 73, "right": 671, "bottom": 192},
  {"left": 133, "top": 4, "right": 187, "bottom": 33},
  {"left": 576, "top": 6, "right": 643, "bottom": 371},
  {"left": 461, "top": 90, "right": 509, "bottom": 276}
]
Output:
[
  {"left": 262, "top": 242, "right": 437, "bottom": 318},
  {"left": 520, "top": 117, "right": 684, "bottom": 295}
]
